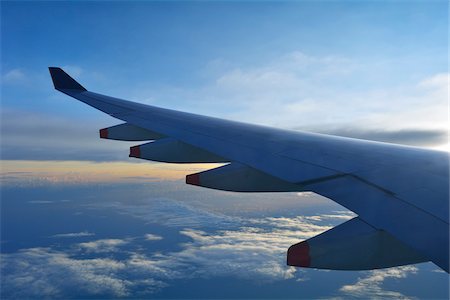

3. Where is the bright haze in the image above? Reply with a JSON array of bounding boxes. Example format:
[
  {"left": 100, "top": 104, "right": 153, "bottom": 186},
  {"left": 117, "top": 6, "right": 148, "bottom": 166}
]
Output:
[{"left": 1, "top": 1, "right": 448, "bottom": 299}]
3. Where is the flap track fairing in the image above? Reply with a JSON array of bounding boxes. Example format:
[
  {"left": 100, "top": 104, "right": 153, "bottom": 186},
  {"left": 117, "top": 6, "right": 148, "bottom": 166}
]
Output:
[
  {"left": 186, "top": 162, "right": 302, "bottom": 192},
  {"left": 100, "top": 123, "right": 164, "bottom": 141},
  {"left": 129, "top": 137, "right": 228, "bottom": 163}
]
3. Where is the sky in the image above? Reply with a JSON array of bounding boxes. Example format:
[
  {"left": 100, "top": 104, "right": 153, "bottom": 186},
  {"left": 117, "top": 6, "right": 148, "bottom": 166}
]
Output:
[{"left": 1, "top": 1, "right": 449, "bottom": 299}]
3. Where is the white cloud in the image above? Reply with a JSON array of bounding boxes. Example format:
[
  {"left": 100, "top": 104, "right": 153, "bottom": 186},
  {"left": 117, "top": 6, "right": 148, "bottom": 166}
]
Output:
[
  {"left": 27, "top": 200, "right": 53, "bottom": 204},
  {"left": 78, "top": 238, "right": 130, "bottom": 253},
  {"left": 144, "top": 233, "right": 163, "bottom": 241},
  {"left": 173, "top": 227, "right": 298, "bottom": 280},
  {"left": 1, "top": 197, "right": 432, "bottom": 299},
  {"left": 431, "top": 268, "right": 446, "bottom": 273},
  {"left": 126, "top": 253, "right": 185, "bottom": 280},
  {"left": 1, "top": 248, "right": 131, "bottom": 298},
  {"left": 2, "top": 69, "right": 26, "bottom": 83},
  {"left": 51, "top": 231, "right": 95, "bottom": 238},
  {"left": 1, "top": 208, "right": 346, "bottom": 298},
  {"left": 418, "top": 73, "right": 448, "bottom": 89},
  {"left": 339, "top": 266, "right": 418, "bottom": 299},
  {"left": 81, "top": 199, "right": 340, "bottom": 281}
]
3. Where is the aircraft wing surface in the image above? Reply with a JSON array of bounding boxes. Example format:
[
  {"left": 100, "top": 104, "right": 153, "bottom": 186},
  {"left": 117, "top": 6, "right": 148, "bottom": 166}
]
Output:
[{"left": 49, "top": 67, "right": 449, "bottom": 272}]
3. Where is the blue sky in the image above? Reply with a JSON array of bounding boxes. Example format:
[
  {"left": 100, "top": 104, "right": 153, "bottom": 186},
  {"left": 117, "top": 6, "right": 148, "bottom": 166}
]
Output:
[
  {"left": 1, "top": 1, "right": 449, "bottom": 299},
  {"left": 2, "top": 1, "right": 449, "bottom": 161}
]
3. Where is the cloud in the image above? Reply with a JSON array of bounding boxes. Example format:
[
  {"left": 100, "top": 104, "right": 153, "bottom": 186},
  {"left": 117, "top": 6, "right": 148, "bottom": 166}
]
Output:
[
  {"left": 213, "top": 52, "right": 353, "bottom": 96},
  {"left": 144, "top": 234, "right": 163, "bottom": 241},
  {"left": 431, "top": 268, "right": 446, "bottom": 273},
  {"left": 78, "top": 238, "right": 130, "bottom": 253},
  {"left": 2, "top": 205, "right": 353, "bottom": 298},
  {"left": 418, "top": 73, "right": 448, "bottom": 90},
  {"left": 339, "top": 266, "right": 418, "bottom": 299},
  {"left": 51, "top": 231, "right": 95, "bottom": 238},
  {"left": 27, "top": 200, "right": 53, "bottom": 204},
  {"left": 1, "top": 196, "right": 434, "bottom": 299},
  {"left": 310, "top": 128, "right": 448, "bottom": 147},
  {"left": 2, "top": 69, "right": 26, "bottom": 83},
  {"left": 88, "top": 192, "right": 346, "bottom": 231},
  {"left": 1, "top": 248, "right": 132, "bottom": 298},
  {"left": 97, "top": 198, "right": 241, "bottom": 228},
  {"left": 171, "top": 227, "right": 298, "bottom": 280},
  {"left": 0, "top": 108, "right": 129, "bottom": 161},
  {"left": 88, "top": 198, "right": 353, "bottom": 282}
]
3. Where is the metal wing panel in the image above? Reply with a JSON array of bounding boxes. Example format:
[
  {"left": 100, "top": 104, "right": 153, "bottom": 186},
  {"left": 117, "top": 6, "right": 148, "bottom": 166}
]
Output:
[
  {"left": 81, "top": 90, "right": 449, "bottom": 222},
  {"left": 64, "top": 91, "right": 339, "bottom": 183},
  {"left": 354, "top": 167, "right": 449, "bottom": 223},
  {"left": 306, "top": 176, "right": 449, "bottom": 272}
]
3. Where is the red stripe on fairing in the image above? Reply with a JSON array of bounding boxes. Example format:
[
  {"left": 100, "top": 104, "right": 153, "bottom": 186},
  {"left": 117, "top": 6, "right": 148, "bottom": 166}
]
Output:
[
  {"left": 99, "top": 128, "right": 108, "bottom": 139},
  {"left": 287, "top": 241, "right": 310, "bottom": 267},
  {"left": 129, "top": 145, "right": 141, "bottom": 158},
  {"left": 186, "top": 173, "right": 201, "bottom": 186}
]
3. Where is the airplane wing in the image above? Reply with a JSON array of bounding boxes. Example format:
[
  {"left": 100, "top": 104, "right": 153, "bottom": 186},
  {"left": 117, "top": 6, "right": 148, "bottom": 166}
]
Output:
[{"left": 48, "top": 67, "right": 449, "bottom": 272}]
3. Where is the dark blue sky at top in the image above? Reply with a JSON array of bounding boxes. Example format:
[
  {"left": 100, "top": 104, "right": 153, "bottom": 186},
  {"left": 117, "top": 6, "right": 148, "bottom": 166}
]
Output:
[
  {"left": 2, "top": 1, "right": 447, "bottom": 113},
  {"left": 4, "top": 2, "right": 445, "bottom": 67}
]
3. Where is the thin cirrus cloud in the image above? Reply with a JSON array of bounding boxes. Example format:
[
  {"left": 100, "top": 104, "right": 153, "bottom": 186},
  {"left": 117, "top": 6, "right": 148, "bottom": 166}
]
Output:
[
  {"left": 51, "top": 231, "right": 95, "bottom": 238},
  {"left": 2, "top": 68, "right": 26, "bottom": 83},
  {"left": 147, "top": 52, "right": 447, "bottom": 131},
  {"left": 144, "top": 52, "right": 448, "bottom": 150}
]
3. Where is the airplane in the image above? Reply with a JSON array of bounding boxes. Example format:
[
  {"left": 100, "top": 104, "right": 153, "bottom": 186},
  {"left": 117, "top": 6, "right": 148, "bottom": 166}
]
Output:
[{"left": 49, "top": 67, "right": 449, "bottom": 273}]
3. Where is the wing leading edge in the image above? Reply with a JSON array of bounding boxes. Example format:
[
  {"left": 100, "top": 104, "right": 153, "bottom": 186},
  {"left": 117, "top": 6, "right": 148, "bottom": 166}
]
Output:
[{"left": 49, "top": 67, "right": 449, "bottom": 272}]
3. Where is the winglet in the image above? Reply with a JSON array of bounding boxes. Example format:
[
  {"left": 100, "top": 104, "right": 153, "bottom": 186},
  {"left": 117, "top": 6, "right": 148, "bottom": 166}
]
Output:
[{"left": 48, "top": 67, "right": 87, "bottom": 92}]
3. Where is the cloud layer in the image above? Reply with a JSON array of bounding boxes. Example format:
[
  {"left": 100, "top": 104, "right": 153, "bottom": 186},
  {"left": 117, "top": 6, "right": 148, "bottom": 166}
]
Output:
[
  {"left": 339, "top": 266, "right": 419, "bottom": 299},
  {"left": 2, "top": 196, "right": 425, "bottom": 299}
]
